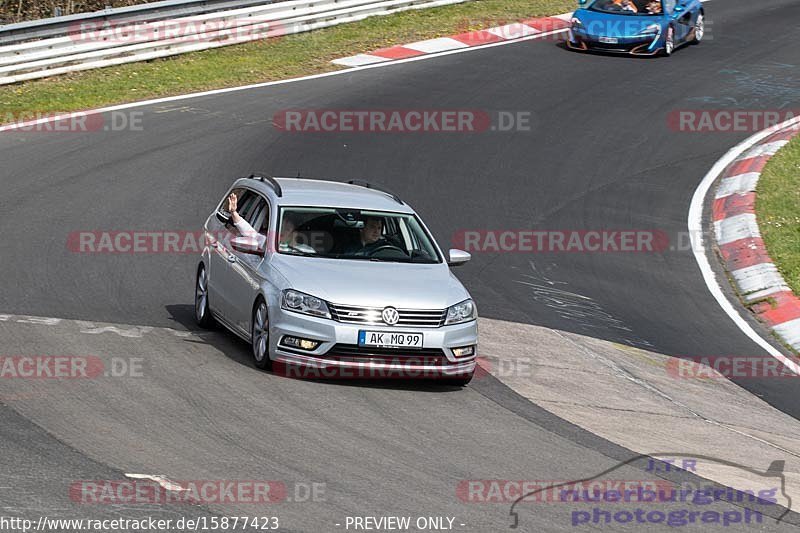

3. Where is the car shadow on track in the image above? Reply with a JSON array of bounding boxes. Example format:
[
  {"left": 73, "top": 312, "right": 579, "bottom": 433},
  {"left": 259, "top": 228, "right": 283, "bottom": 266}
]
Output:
[
  {"left": 554, "top": 40, "right": 664, "bottom": 59},
  {"left": 165, "top": 304, "right": 467, "bottom": 392}
]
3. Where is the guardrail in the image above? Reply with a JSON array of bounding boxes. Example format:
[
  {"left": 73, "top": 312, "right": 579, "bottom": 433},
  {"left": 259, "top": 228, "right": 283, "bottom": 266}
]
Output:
[
  {"left": 0, "top": 0, "right": 470, "bottom": 85},
  {"left": 0, "top": 0, "right": 284, "bottom": 45}
]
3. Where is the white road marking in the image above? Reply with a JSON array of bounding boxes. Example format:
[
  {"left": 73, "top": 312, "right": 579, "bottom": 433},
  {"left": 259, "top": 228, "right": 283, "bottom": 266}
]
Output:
[
  {"left": 124, "top": 474, "right": 186, "bottom": 491},
  {"left": 715, "top": 172, "right": 760, "bottom": 198},
  {"left": 713, "top": 213, "right": 761, "bottom": 245},
  {"left": 774, "top": 319, "right": 800, "bottom": 350},
  {"left": 79, "top": 325, "right": 154, "bottom": 338},
  {"left": 735, "top": 139, "right": 790, "bottom": 160},
  {"left": 550, "top": 13, "right": 575, "bottom": 22},
  {"left": 485, "top": 23, "right": 540, "bottom": 40},
  {"left": 331, "top": 54, "right": 390, "bottom": 67},
  {"left": 730, "top": 263, "right": 789, "bottom": 298},
  {"left": 14, "top": 316, "right": 61, "bottom": 326},
  {"left": 403, "top": 37, "right": 468, "bottom": 54},
  {"left": 688, "top": 115, "right": 800, "bottom": 376}
]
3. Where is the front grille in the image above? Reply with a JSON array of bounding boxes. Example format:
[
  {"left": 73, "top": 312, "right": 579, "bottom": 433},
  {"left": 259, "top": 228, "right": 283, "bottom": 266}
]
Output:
[
  {"left": 329, "top": 303, "right": 446, "bottom": 328},
  {"left": 583, "top": 37, "right": 651, "bottom": 52},
  {"left": 319, "top": 344, "right": 450, "bottom": 366}
]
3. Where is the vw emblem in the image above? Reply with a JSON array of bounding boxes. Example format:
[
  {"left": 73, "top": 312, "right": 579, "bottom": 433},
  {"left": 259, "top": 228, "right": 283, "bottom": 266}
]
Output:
[{"left": 381, "top": 307, "right": 400, "bottom": 326}]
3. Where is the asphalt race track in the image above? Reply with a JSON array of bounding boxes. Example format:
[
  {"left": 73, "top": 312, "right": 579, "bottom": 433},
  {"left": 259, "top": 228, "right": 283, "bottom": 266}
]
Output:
[{"left": 1, "top": 0, "right": 800, "bottom": 530}]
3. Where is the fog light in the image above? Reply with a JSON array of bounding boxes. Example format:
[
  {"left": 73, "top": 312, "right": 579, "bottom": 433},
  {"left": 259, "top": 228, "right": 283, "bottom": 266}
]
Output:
[
  {"left": 452, "top": 345, "right": 475, "bottom": 358},
  {"left": 281, "top": 336, "right": 320, "bottom": 351}
]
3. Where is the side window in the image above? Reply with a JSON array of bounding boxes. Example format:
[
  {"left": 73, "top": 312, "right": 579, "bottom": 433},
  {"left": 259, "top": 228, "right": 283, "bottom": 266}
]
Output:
[
  {"left": 237, "top": 191, "right": 260, "bottom": 223},
  {"left": 247, "top": 197, "right": 270, "bottom": 234},
  {"left": 218, "top": 188, "right": 244, "bottom": 219},
  {"left": 218, "top": 188, "right": 254, "bottom": 225}
]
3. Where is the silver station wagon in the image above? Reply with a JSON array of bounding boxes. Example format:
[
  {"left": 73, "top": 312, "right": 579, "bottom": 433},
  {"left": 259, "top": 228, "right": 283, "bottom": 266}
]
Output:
[{"left": 195, "top": 175, "right": 478, "bottom": 384}]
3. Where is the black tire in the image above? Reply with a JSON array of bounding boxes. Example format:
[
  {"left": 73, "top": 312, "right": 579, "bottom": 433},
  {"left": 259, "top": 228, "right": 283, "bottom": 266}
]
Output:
[
  {"left": 194, "top": 264, "right": 215, "bottom": 329},
  {"left": 691, "top": 12, "right": 704, "bottom": 44},
  {"left": 251, "top": 297, "right": 272, "bottom": 370}
]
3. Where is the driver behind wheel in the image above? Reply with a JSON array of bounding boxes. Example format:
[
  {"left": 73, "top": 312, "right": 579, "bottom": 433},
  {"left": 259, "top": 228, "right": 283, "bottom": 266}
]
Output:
[{"left": 345, "top": 216, "right": 388, "bottom": 255}]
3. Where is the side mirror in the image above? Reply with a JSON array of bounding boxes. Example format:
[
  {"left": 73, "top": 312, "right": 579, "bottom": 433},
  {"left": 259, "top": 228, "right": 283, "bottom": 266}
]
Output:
[
  {"left": 448, "top": 249, "right": 471, "bottom": 267},
  {"left": 578, "top": 0, "right": 588, "bottom": 4},
  {"left": 231, "top": 237, "right": 265, "bottom": 256}
]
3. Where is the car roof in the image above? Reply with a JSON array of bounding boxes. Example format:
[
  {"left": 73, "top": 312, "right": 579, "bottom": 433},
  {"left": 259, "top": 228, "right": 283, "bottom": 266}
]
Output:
[{"left": 237, "top": 177, "right": 416, "bottom": 214}]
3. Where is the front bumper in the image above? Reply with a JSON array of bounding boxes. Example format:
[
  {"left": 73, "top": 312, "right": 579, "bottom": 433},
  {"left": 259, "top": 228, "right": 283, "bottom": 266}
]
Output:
[
  {"left": 269, "top": 308, "right": 478, "bottom": 379},
  {"left": 568, "top": 30, "right": 662, "bottom": 56}
]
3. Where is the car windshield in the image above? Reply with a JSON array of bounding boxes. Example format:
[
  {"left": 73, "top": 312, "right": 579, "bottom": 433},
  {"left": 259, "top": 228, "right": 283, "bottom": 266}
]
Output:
[
  {"left": 276, "top": 207, "right": 442, "bottom": 264},
  {"left": 589, "top": 0, "right": 663, "bottom": 15}
]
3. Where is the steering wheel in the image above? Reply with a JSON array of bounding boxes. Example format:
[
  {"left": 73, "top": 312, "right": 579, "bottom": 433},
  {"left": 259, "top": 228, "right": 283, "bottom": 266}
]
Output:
[{"left": 366, "top": 244, "right": 408, "bottom": 259}]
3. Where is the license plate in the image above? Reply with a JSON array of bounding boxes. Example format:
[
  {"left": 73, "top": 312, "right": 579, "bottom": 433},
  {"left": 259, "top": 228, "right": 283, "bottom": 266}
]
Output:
[
  {"left": 358, "top": 331, "right": 423, "bottom": 349},
  {"left": 599, "top": 36, "right": 619, "bottom": 44}
]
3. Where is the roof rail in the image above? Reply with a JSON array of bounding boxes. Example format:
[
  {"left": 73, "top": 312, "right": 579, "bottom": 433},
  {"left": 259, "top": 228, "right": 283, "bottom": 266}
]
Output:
[
  {"left": 347, "top": 180, "right": 404, "bottom": 205},
  {"left": 248, "top": 174, "right": 282, "bottom": 197}
]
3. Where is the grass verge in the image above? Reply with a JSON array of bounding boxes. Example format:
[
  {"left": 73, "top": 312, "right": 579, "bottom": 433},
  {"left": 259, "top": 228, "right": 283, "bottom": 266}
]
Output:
[
  {"left": 0, "top": 0, "right": 573, "bottom": 116},
  {"left": 757, "top": 133, "right": 800, "bottom": 295}
]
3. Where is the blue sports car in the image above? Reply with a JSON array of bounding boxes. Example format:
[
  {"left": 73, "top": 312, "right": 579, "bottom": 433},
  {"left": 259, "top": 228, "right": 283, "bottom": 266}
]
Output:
[{"left": 568, "top": 0, "right": 704, "bottom": 56}]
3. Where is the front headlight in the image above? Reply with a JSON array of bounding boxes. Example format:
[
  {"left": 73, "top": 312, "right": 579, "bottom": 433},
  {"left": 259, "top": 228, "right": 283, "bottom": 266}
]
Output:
[
  {"left": 445, "top": 299, "right": 477, "bottom": 325},
  {"left": 281, "top": 290, "right": 331, "bottom": 319},
  {"left": 639, "top": 24, "right": 661, "bottom": 35},
  {"left": 571, "top": 17, "right": 582, "bottom": 28}
]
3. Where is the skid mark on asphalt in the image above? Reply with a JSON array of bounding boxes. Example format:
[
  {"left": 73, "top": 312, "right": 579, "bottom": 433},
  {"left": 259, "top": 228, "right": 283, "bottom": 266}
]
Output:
[
  {"left": 0, "top": 312, "right": 210, "bottom": 340},
  {"left": 688, "top": 64, "right": 800, "bottom": 108},
  {"left": 514, "top": 261, "right": 654, "bottom": 349}
]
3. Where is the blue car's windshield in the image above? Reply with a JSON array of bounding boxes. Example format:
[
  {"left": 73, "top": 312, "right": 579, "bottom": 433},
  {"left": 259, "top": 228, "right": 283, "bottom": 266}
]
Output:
[{"left": 589, "top": 0, "right": 664, "bottom": 15}]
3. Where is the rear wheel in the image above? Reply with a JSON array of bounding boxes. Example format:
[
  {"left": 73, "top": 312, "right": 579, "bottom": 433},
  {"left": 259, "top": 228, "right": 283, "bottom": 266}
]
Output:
[
  {"left": 194, "top": 264, "right": 215, "bottom": 329},
  {"left": 663, "top": 26, "right": 675, "bottom": 56},
  {"left": 252, "top": 298, "right": 272, "bottom": 370},
  {"left": 692, "top": 13, "right": 704, "bottom": 44}
]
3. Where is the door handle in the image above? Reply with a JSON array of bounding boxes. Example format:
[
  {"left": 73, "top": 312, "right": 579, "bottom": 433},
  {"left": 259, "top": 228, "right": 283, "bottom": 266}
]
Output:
[{"left": 227, "top": 254, "right": 237, "bottom": 263}]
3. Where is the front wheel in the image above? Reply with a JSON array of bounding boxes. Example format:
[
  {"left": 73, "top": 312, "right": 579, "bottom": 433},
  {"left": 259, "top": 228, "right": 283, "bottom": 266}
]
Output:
[
  {"left": 692, "top": 13, "right": 704, "bottom": 44},
  {"left": 252, "top": 298, "right": 272, "bottom": 370},
  {"left": 195, "top": 264, "right": 215, "bottom": 329},
  {"left": 662, "top": 26, "right": 675, "bottom": 56}
]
